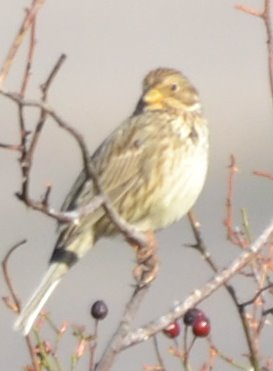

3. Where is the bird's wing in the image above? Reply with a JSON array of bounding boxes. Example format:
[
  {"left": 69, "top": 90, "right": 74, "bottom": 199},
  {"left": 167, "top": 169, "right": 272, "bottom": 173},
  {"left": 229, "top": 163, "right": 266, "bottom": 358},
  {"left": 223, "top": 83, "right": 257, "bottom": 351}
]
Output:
[{"left": 60, "top": 116, "right": 146, "bottom": 216}]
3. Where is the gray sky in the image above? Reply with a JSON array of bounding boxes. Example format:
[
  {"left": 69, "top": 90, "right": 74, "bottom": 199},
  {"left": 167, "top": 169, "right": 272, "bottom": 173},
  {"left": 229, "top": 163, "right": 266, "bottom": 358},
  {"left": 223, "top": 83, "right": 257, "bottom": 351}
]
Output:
[{"left": 1, "top": 0, "right": 273, "bottom": 370}]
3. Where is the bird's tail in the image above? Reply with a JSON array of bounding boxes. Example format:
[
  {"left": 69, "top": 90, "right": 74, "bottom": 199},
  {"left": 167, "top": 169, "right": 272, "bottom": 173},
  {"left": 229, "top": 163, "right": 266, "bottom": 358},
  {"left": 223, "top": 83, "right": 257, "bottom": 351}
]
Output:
[{"left": 14, "top": 262, "right": 68, "bottom": 336}]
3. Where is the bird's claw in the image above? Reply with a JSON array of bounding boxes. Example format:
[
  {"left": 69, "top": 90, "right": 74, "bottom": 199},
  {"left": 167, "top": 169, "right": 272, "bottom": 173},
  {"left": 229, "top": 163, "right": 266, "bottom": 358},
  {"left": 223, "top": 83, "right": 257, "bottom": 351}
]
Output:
[{"left": 132, "top": 231, "right": 159, "bottom": 286}]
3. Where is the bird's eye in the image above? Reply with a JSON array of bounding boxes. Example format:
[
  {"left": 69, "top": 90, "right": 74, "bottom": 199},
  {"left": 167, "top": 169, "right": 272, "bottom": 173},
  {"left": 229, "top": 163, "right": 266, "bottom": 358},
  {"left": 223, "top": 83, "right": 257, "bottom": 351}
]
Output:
[{"left": 170, "top": 83, "right": 179, "bottom": 92}]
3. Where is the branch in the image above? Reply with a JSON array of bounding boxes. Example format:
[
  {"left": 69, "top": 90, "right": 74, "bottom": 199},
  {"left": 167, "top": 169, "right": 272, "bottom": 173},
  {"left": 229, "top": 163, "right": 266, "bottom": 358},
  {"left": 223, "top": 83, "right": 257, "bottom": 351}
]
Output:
[
  {"left": 224, "top": 155, "right": 247, "bottom": 247},
  {"left": 2, "top": 240, "right": 39, "bottom": 370},
  {"left": 20, "top": 18, "right": 36, "bottom": 97},
  {"left": 96, "top": 284, "right": 150, "bottom": 371},
  {"left": 236, "top": 0, "right": 273, "bottom": 106},
  {"left": 0, "top": 0, "right": 45, "bottom": 88},
  {"left": 0, "top": 90, "right": 147, "bottom": 247},
  {"left": 2, "top": 240, "right": 26, "bottom": 312},
  {"left": 118, "top": 218, "right": 273, "bottom": 348},
  {"left": 188, "top": 211, "right": 262, "bottom": 369},
  {"left": 240, "top": 283, "right": 273, "bottom": 308}
]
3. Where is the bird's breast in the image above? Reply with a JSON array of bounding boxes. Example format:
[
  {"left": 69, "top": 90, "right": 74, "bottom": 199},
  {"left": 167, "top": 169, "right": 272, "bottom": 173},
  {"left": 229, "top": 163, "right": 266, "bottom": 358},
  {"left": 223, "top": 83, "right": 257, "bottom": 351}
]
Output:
[{"left": 134, "top": 122, "right": 208, "bottom": 231}]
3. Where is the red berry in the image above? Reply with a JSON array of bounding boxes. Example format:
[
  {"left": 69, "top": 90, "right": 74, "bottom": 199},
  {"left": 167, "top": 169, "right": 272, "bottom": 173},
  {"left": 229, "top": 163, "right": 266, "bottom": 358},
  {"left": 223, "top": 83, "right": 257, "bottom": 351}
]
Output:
[
  {"left": 192, "top": 317, "right": 211, "bottom": 337},
  {"left": 163, "top": 321, "right": 181, "bottom": 338},
  {"left": 183, "top": 308, "right": 205, "bottom": 326},
  {"left": 91, "top": 300, "right": 108, "bottom": 320}
]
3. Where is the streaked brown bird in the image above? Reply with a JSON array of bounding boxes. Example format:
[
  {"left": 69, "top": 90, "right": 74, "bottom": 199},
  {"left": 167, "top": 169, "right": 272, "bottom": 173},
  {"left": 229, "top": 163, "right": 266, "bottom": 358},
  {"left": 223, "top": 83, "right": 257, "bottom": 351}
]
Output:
[{"left": 14, "top": 67, "right": 209, "bottom": 335}]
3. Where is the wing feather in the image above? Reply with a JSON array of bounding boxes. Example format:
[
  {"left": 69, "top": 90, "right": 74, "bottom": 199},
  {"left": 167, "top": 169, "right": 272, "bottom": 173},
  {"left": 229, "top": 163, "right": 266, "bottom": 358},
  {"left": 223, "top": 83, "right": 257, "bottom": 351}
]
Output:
[{"left": 60, "top": 116, "right": 145, "bottom": 216}]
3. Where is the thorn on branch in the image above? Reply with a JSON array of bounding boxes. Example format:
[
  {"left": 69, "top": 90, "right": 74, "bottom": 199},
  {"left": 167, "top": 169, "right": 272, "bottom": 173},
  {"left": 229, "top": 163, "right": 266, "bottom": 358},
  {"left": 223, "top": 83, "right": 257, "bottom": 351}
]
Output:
[
  {"left": 0, "top": 143, "right": 23, "bottom": 151},
  {"left": 15, "top": 192, "right": 24, "bottom": 201},
  {"left": 41, "top": 184, "right": 52, "bottom": 207},
  {"left": 262, "top": 307, "right": 273, "bottom": 316},
  {"left": 253, "top": 170, "right": 273, "bottom": 181},
  {"left": 235, "top": 4, "right": 263, "bottom": 18}
]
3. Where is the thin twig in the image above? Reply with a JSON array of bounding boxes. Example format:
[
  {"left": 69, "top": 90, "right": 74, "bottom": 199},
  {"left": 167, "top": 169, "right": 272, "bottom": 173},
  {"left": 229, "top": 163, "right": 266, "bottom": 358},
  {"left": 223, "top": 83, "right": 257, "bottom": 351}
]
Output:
[
  {"left": 236, "top": 0, "right": 273, "bottom": 107},
  {"left": 19, "top": 54, "right": 67, "bottom": 206},
  {"left": 89, "top": 321, "right": 98, "bottom": 371},
  {"left": 40, "top": 53, "right": 66, "bottom": 99},
  {"left": 152, "top": 336, "right": 166, "bottom": 371},
  {"left": 240, "top": 283, "right": 273, "bottom": 308},
  {"left": 263, "top": 0, "right": 273, "bottom": 102},
  {"left": 224, "top": 154, "right": 244, "bottom": 246},
  {"left": 0, "top": 143, "right": 22, "bottom": 151},
  {"left": 0, "top": 0, "right": 45, "bottom": 87},
  {"left": 2, "top": 240, "right": 26, "bottom": 312},
  {"left": 1, "top": 240, "right": 39, "bottom": 370},
  {"left": 20, "top": 18, "right": 36, "bottom": 97}
]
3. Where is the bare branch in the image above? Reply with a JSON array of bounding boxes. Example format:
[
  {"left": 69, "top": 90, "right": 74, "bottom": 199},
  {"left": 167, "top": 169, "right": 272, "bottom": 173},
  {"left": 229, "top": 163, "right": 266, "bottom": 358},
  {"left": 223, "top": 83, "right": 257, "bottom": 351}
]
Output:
[
  {"left": 0, "top": 0, "right": 45, "bottom": 88},
  {"left": 240, "top": 283, "right": 273, "bottom": 308},
  {"left": 40, "top": 53, "right": 66, "bottom": 100},
  {"left": 96, "top": 284, "right": 150, "bottom": 371},
  {"left": 236, "top": 0, "right": 273, "bottom": 107},
  {"left": 0, "top": 90, "right": 147, "bottom": 247},
  {"left": 119, "top": 219, "right": 273, "bottom": 349},
  {"left": 0, "top": 143, "right": 22, "bottom": 151},
  {"left": 2, "top": 239, "right": 26, "bottom": 312},
  {"left": 20, "top": 18, "right": 36, "bottom": 97},
  {"left": 224, "top": 155, "right": 246, "bottom": 246},
  {"left": 1, "top": 240, "right": 39, "bottom": 370},
  {"left": 188, "top": 211, "right": 262, "bottom": 369}
]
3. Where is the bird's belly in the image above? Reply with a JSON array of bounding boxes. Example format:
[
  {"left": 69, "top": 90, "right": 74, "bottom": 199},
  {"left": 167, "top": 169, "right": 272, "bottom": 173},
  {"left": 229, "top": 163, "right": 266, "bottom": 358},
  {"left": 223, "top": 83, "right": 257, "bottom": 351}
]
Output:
[{"left": 135, "top": 148, "right": 208, "bottom": 231}]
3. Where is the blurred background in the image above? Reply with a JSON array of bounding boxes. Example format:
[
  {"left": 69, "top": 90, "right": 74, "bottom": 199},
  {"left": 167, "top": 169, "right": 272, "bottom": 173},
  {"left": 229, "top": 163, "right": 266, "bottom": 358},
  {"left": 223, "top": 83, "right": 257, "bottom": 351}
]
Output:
[{"left": 1, "top": 0, "right": 273, "bottom": 369}]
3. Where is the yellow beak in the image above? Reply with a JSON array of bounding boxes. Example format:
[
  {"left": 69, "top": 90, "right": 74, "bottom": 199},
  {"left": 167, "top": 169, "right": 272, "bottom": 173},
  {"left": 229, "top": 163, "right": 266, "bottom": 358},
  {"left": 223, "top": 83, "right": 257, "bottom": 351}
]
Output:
[{"left": 143, "top": 88, "right": 163, "bottom": 104}]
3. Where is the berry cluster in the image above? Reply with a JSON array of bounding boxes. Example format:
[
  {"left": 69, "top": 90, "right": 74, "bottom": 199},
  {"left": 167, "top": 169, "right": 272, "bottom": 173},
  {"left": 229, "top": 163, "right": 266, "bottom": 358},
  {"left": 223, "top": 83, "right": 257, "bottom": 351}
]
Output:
[
  {"left": 162, "top": 308, "right": 210, "bottom": 338},
  {"left": 184, "top": 308, "right": 210, "bottom": 337}
]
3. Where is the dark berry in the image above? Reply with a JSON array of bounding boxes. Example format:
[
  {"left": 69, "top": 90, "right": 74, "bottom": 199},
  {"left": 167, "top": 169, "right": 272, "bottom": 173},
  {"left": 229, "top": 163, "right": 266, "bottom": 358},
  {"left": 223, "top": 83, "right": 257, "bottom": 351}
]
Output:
[
  {"left": 192, "top": 317, "right": 211, "bottom": 337},
  {"left": 183, "top": 308, "right": 205, "bottom": 326},
  {"left": 91, "top": 300, "right": 108, "bottom": 320},
  {"left": 163, "top": 321, "right": 181, "bottom": 338}
]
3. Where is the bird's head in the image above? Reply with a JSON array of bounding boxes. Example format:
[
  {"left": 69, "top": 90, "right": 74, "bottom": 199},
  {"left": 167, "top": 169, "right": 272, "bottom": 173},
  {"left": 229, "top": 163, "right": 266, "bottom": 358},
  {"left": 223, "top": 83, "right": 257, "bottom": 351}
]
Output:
[{"left": 134, "top": 68, "right": 200, "bottom": 115}]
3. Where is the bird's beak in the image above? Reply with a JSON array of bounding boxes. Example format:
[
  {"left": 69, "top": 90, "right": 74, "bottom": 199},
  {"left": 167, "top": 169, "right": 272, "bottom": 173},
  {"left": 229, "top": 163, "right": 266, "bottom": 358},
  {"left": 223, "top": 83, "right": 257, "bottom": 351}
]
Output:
[{"left": 143, "top": 88, "right": 163, "bottom": 104}]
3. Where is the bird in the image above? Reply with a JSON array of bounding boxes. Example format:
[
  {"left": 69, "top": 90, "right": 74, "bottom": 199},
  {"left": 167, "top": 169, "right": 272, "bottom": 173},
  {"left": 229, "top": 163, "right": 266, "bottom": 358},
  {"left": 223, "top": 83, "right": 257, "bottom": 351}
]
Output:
[{"left": 14, "top": 67, "right": 209, "bottom": 335}]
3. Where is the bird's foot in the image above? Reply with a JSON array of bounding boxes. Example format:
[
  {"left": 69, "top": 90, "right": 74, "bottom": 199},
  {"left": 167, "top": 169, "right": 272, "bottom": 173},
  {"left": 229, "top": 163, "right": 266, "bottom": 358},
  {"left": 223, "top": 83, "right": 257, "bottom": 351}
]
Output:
[{"left": 132, "top": 231, "right": 159, "bottom": 286}]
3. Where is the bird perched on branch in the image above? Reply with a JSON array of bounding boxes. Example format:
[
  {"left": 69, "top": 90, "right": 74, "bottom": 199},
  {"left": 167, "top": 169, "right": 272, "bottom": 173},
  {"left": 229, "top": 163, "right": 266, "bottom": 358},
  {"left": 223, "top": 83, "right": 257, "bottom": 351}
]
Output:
[{"left": 14, "top": 67, "right": 209, "bottom": 335}]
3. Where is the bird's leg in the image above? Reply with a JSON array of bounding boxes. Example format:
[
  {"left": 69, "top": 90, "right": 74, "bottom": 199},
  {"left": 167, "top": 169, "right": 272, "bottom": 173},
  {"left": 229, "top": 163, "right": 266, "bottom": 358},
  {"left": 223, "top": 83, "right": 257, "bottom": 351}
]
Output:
[{"left": 128, "top": 231, "right": 160, "bottom": 286}]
